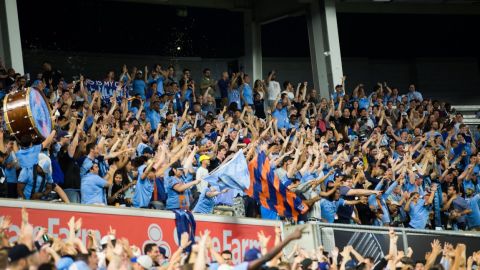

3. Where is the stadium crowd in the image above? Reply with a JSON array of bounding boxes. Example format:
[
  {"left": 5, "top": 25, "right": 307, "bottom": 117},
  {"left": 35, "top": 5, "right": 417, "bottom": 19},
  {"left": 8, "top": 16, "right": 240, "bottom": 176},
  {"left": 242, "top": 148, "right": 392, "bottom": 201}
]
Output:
[
  {"left": 1, "top": 209, "right": 480, "bottom": 270},
  {"left": 1, "top": 60, "right": 480, "bottom": 231}
]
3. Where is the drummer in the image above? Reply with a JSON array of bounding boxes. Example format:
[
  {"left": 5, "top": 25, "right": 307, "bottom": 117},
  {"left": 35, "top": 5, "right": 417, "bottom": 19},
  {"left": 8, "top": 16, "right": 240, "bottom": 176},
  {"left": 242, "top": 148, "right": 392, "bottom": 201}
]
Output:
[{"left": 15, "top": 130, "right": 56, "bottom": 171}]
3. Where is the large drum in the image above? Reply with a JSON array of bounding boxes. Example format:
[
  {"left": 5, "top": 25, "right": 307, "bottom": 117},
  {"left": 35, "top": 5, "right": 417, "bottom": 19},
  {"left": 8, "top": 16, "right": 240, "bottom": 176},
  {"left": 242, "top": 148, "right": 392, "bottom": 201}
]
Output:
[{"left": 3, "top": 87, "right": 53, "bottom": 141}]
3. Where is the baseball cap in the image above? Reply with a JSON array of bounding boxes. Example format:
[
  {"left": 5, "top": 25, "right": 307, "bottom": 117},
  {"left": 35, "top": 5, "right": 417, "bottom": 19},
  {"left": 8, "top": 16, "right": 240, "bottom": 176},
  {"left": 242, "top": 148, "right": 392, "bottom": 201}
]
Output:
[
  {"left": 100, "top": 234, "right": 116, "bottom": 246},
  {"left": 171, "top": 161, "right": 184, "bottom": 170},
  {"left": 56, "top": 130, "right": 72, "bottom": 140},
  {"left": 142, "top": 147, "right": 154, "bottom": 155},
  {"left": 136, "top": 255, "right": 153, "bottom": 269},
  {"left": 318, "top": 262, "right": 330, "bottom": 270},
  {"left": 159, "top": 247, "right": 168, "bottom": 258},
  {"left": 56, "top": 256, "right": 74, "bottom": 270},
  {"left": 301, "top": 258, "right": 313, "bottom": 269},
  {"left": 8, "top": 244, "right": 34, "bottom": 263},
  {"left": 244, "top": 248, "right": 261, "bottom": 262},
  {"left": 199, "top": 155, "right": 211, "bottom": 163}
]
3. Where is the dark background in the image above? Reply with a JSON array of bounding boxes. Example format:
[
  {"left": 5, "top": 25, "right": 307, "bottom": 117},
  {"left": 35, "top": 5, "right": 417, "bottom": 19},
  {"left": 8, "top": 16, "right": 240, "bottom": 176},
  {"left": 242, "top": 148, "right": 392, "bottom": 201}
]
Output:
[{"left": 17, "top": 0, "right": 480, "bottom": 59}]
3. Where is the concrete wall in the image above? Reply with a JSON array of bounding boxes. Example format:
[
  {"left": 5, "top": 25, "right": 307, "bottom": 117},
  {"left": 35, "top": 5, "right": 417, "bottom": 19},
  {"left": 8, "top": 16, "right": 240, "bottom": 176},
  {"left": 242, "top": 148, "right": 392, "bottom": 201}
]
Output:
[{"left": 22, "top": 50, "right": 480, "bottom": 104}]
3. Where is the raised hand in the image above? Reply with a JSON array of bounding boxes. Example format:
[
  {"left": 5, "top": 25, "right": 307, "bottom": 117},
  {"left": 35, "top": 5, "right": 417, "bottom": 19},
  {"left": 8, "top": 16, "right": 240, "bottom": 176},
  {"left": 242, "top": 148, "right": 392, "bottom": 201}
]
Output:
[
  {"left": 0, "top": 216, "right": 12, "bottom": 231},
  {"left": 180, "top": 232, "right": 191, "bottom": 249},
  {"left": 257, "top": 230, "right": 272, "bottom": 248},
  {"left": 431, "top": 239, "right": 442, "bottom": 255},
  {"left": 289, "top": 226, "right": 306, "bottom": 240}
]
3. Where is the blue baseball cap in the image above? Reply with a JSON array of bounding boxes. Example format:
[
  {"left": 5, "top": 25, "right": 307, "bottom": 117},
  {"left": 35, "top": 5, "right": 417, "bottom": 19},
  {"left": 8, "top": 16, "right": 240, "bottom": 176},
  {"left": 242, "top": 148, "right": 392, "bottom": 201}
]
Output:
[{"left": 244, "top": 248, "right": 261, "bottom": 262}]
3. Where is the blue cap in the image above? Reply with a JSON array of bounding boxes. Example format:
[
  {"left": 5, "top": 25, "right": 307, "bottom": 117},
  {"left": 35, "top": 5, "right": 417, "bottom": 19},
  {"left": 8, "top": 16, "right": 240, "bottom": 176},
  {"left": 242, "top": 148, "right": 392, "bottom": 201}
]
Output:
[
  {"left": 244, "top": 248, "right": 262, "bottom": 262},
  {"left": 56, "top": 257, "right": 74, "bottom": 270},
  {"left": 142, "top": 147, "right": 154, "bottom": 155},
  {"left": 319, "top": 262, "right": 330, "bottom": 270}
]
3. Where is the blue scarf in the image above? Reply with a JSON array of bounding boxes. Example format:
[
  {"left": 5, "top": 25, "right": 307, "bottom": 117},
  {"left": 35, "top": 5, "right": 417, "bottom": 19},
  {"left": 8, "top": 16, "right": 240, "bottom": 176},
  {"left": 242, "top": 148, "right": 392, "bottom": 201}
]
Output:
[{"left": 173, "top": 209, "right": 196, "bottom": 253}]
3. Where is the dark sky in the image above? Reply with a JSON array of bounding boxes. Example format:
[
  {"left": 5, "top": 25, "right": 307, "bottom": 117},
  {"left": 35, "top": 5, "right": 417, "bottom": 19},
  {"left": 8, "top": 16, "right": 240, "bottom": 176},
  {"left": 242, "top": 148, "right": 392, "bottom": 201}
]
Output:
[{"left": 17, "top": 0, "right": 480, "bottom": 59}]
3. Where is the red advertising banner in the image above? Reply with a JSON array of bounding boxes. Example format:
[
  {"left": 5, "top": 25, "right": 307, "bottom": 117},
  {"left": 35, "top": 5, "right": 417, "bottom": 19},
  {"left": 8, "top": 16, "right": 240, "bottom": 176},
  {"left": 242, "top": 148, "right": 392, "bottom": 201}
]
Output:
[{"left": 0, "top": 200, "right": 279, "bottom": 264}]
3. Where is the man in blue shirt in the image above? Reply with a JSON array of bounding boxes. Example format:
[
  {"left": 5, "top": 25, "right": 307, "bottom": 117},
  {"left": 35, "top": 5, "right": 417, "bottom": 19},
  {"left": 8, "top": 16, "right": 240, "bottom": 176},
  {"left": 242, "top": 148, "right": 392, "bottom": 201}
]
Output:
[
  {"left": 193, "top": 185, "right": 227, "bottom": 214},
  {"left": 80, "top": 143, "right": 108, "bottom": 178},
  {"left": 404, "top": 184, "right": 437, "bottom": 229},
  {"left": 132, "top": 70, "right": 147, "bottom": 100},
  {"left": 146, "top": 100, "right": 162, "bottom": 131},
  {"left": 16, "top": 131, "right": 56, "bottom": 171},
  {"left": 133, "top": 160, "right": 155, "bottom": 208},
  {"left": 368, "top": 179, "right": 399, "bottom": 225},
  {"left": 217, "top": 72, "right": 230, "bottom": 107},
  {"left": 443, "top": 185, "right": 469, "bottom": 230},
  {"left": 150, "top": 64, "right": 166, "bottom": 96},
  {"left": 80, "top": 162, "right": 116, "bottom": 205},
  {"left": 3, "top": 137, "right": 19, "bottom": 198},
  {"left": 320, "top": 187, "right": 368, "bottom": 223},
  {"left": 465, "top": 189, "right": 480, "bottom": 231},
  {"left": 406, "top": 84, "right": 423, "bottom": 102},
  {"left": 240, "top": 74, "right": 253, "bottom": 108},
  {"left": 17, "top": 153, "right": 53, "bottom": 200},
  {"left": 271, "top": 94, "right": 290, "bottom": 129}
]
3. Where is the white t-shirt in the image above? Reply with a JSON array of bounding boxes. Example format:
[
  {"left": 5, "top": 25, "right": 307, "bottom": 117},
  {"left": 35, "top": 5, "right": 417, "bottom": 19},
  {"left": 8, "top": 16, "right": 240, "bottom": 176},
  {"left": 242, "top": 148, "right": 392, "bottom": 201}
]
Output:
[
  {"left": 267, "top": 81, "right": 281, "bottom": 101},
  {"left": 195, "top": 166, "right": 209, "bottom": 191}
]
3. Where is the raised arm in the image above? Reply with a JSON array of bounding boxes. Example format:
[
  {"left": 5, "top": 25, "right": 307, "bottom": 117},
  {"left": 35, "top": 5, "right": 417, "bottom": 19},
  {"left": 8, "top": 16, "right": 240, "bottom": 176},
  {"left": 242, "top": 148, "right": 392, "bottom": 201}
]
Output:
[{"left": 41, "top": 130, "right": 57, "bottom": 149}]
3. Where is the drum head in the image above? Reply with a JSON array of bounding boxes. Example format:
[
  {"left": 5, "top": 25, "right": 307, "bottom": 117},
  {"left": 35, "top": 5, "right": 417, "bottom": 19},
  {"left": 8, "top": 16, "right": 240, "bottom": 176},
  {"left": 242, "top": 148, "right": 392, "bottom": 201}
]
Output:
[{"left": 28, "top": 88, "right": 52, "bottom": 138}]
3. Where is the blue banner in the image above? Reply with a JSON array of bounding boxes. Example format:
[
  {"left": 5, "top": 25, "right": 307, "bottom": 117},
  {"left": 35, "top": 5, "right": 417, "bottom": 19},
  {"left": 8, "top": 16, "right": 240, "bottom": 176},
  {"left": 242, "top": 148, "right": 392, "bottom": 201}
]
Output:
[{"left": 84, "top": 79, "right": 128, "bottom": 103}]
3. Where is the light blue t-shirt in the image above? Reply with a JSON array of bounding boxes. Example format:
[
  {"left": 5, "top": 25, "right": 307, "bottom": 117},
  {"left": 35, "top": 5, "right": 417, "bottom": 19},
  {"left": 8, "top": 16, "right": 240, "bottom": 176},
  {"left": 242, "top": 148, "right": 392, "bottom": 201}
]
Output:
[
  {"left": 132, "top": 79, "right": 146, "bottom": 100},
  {"left": 320, "top": 198, "right": 345, "bottom": 223},
  {"left": 193, "top": 187, "right": 216, "bottom": 214},
  {"left": 407, "top": 198, "right": 430, "bottom": 229},
  {"left": 358, "top": 97, "right": 369, "bottom": 110},
  {"left": 368, "top": 181, "right": 398, "bottom": 224},
  {"left": 148, "top": 75, "right": 164, "bottom": 96},
  {"left": 183, "top": 88, "right": 193, "bottom": 106},
  {"left": 136, "top": 143, "right": 150, "bottom": 157},
  {"left": 242, "top": 83, "right": 253, "bottom": 106},
  {"left": 466, "top": 194, "right": 480, "bottom": 229},
  {"left": 16, "top": 144, "right": 42, "bottom": 169},
  {"left": 80, "top": 156, "right": 108, "bottom": 178},
  {"left": 81, "top": 173, "right": 107, "bottom": 205},
  {"left": 80, "top": 157, "right": 94, "bottom": 177},
  {"left": 5, "top": 152, "right": 18, "bottom": 183},
  {"left": 133, "top": 165, "right": 154, "bottom": 208},
  {"left": 18, "top": 168, "right": 53, "bottom": 199},
  {"left": 147, "top": 108, "right": 161, "bottom": 130},
  {"left": 156, "top": 77, "right": 164, "bottom": 95},
  {"left": 165, "top": 175, "right": 191, "bottom": 210},
  {"left": 272, "top": 107, "right": 289, "bottom": 129}
]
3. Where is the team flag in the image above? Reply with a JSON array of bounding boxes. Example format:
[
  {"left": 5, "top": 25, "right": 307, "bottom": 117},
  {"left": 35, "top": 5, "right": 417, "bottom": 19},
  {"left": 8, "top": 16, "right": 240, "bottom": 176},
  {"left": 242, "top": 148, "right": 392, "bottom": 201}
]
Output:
[{"left": 247, "top": 151, "right": 308, "bottom": 220}]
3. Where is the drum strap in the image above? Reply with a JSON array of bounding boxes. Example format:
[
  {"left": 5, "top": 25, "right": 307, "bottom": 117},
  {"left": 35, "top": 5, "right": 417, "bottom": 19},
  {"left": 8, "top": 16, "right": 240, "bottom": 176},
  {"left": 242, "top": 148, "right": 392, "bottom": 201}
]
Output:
[{"left": 31, "top": 165, "right": 47, "bottom": 195}]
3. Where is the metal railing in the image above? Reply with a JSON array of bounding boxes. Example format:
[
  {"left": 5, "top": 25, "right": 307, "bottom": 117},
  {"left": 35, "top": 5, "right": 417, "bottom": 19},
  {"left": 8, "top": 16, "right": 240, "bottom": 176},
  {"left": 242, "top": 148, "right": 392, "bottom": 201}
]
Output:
[
  {"left": 282, "top": 222, "right": 480, "bottom": 262},
  {"left": 453, "top": 105, "right": 480, "bottom": 125}
]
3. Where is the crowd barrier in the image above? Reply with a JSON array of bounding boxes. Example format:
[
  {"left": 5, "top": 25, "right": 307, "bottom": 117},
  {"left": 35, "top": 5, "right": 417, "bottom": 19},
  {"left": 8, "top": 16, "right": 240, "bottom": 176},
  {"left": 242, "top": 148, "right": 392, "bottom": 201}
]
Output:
[
  {"left": 2, "top": 199, "right": 480, "bottom": 264},
  {"left": 0, "top": 199, "right": 279, "bottom": 264},
  {"left": 283, "top": 223, "right": 480, "bottom": 262}
]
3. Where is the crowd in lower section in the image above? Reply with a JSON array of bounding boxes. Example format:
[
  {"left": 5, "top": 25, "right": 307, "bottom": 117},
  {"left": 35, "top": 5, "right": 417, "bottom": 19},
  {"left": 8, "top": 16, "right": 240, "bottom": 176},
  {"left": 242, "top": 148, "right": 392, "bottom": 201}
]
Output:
[{"left": 1, "top": 210, "right": 479, "bottom": 270}]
